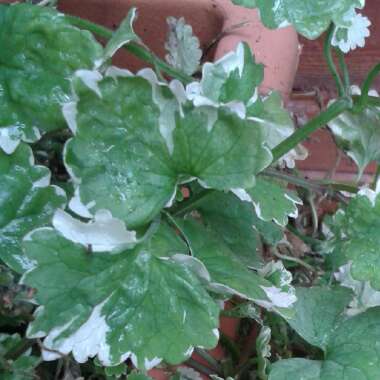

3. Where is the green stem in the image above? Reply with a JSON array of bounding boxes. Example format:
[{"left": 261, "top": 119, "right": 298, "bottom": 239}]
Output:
[
  {"left": 194, "top": 348, "right": 222, "bottom": 374},
  {"left": 337, "top": 49, "right": 350, "bottom": 94},
  {"left": 359, "top": 62, "right": 380, "bottom": 109},
  {"left": 272, "top": 247, "right": 315, "bottom": 272},
  {"left": 64, "top": 15, "right": 194, "bottom": 84},
  {"left": 262, "top": 168, "right": 358, "bottom": 194},
  {"left": 271, "top": 98, "right": 351, "bottom": 162},
  {"left": 353, "top": 95, "right": 380, "bottom": 108},
  {"left": 324, "top": 24, "right": 345, "bottom": 96}
]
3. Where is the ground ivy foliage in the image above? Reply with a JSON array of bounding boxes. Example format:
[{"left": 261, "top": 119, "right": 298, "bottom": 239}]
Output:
[
  {"left": 0, "top": 333, "right": 40, "bottom": 380},
  {"left": 186, "top": 42, "right": 263, "bottom": 115},
  {"left": 0, "top": 144, "right": 66, "bottom": 273},
  {"left": 0, "top": 3, "right": 103, "bottom": 153},
  {"left": 64, "top": 65, "right": 272, "bottom": 228},
  {"left": 328, "top": 87, "right": 380, "bottom": 178},
  {"left": 231, "top": 0, "right": 369, "bottom": 52},
  {"left": 325, "top": 182, "right": 380, "bottom": 290},
  {"left": 233, "top": 178, "right": 302, "bottom": 227},
  {"left": 270, "top": 287, "right": 380, "bottom": 380},
  {"left": 21, "top": 226, "right": 219, "bottom": 370},
  {"left": 178, "top": 219, "right": 296, "bottom": 317}
]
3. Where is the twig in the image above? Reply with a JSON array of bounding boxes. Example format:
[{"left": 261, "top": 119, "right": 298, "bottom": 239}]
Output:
[
  {"left": 272, "top": 247, "right": 315, "bottom": 273},
  {"left": 202, "top": 21, "right": 251, "bottom": 61}
]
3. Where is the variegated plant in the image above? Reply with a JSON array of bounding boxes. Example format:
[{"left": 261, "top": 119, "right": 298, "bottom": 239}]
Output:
[{"left": 0, "top": 1, "right": 380, "bottom": 379}]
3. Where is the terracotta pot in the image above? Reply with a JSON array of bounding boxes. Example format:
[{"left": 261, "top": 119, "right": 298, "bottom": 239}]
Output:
[
  {"left": 55, "top": 0, "right": 299, "bottom": 98},
  {"left": 0, "top": 0, "right": 300, "bottom": 96}
]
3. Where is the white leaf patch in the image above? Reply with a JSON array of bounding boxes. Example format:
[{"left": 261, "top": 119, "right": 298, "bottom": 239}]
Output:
[
  {"left": 336, "top": 263, "right": 380, "bottom": 316},
  {"left": 185, "top": 43, "right": 250, "bottom": 120},
  {"left": 138, "top": 69, "right": 187, "bottom": 154},
  {"left": 53, "top": 209, "right": 137, "bottom": 252},
  {"left": 332, "top": 7, "right": 371, "bottom": 53}
]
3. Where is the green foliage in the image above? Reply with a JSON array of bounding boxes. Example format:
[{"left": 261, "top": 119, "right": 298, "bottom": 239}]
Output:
[
  {"left": 22, "top": 227, "right": 219, "bottom": 370},
  {"left": 0, "top": 1, "right": 378, "bottom": 379},
  {"left": 325, "top": 187, "right": 380, "bottom": 289},
  {"left": 165, "top": 17, "right": 202, "bottom": 75},
  {"left": 328, "top": 89, "right": 380, "bottom": 177},
  {"left": 232, "top": 0, "right": 369, "bottom": 52},
  {"left": 0, "top": 3, "right": 103, "bottom": 153},
  {"left": 0, "top": 144, "right": 66, "bottom": 273},
  {"left": 270, "top": 287, "right": 380, "bottom": 380}
]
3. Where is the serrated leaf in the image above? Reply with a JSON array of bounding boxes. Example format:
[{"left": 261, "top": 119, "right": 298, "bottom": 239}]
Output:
[
  {"left": 270, "top": 294, "right": 380, "bottom": 380},
  {"left": 235, "top": 0, "right": 365, "bottom": 42},
  {"left": 287, "top": 287, "right": 353, "bottom": 350},
  {"left": 328, "top": 90, "right": 380, "bottom": 178},
  {"left": 22, "top": 226, "right": 219, "bottom": 370},
  {"left": 197, "top": 191, "right": 277, "bottom": 268},
  {"left": 332, "top": 7, "right": 371, "bottom": 53},
  {"left": 165, "top": 17, "right": 202, "bottom": 76},
  {"left": 248, "top": 92, "right": 307, "bottom": 168},
  {"left": 103, "top": 8, "right": 141, "bottom": 64},
  {"left": 178, "top": 219, "right": 296, "bottom": 315},
  {"left": 235, "top": 178, "right": 302, "bottom": 227},
  {"left": 64, "top": 68, "right": 272, "bottom": 228},
  {"left": 199, "top": 191, "right": 283, "bottom": 257},
  {"left": 0, "top": 4, "right": 103, "bottom": 153},
  {"left": 336, "top": 263, "right": 380, "bottom": 315},
  {"left": 325, "top": 185, "right": 380, "bottom": 290},
  {"left": 0, "top": 144, "right": 66, "bottom": 273},
  {"left": 186, "top": 42, "right": 263, "bottom": 113}
]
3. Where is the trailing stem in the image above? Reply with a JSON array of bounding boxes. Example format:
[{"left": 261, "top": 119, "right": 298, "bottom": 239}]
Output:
[
  {"left": 271, "top": 98, "right": 352, "bottom": 163},
  {"left": 324, "top": 24, "right": 345, "bottom": 96}
]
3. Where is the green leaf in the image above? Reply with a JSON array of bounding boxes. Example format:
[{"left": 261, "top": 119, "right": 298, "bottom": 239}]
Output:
[
  {"left": 235, "top": 178, "right": 302, "bottom": 227},
  {"left": 178, "top": 219, "right": 296, "bottom": 315},
  {"left": 0, "top": 3, "right": 103, "bottom": 153},
  {"left": 336, "top": 263, "right": 380, "bottom": 315},
  {"left": 197, "top": 191, "right": 275, "bottom": 268},
  {"left": 248, "top": 92, "right": 307, "bottom": 168},
  {"left": 287, "top": 287, "right": 353, "bottom": 350},
  {"left": 165, "top": 17, "right": 202, "bottom": 76},
  {"left": 186, "top": 42, "right": 263, "bottom": 109},
  {"left": 199, "top": 186, "right": 283, "bottom": 255},
  {"left": 328, "top": 90, "right": 380, "bottom": 178},
  {"left": 325, "top": 185, "right": 380, "bottom": 290},
  {"left": 103, "top": 8, "right": 141, "bottom": 63},
  {"left": 64, "top": 69, "right": 272, "bottom": 228},
  {"left": 0, "top": 144, "right": 66, "bottom": 273},
  {"left": 269, "top": 359, "right": 323, "bottom": 380},
  {"left": 104, "top": 363, "right": 127, "bottom": 378},
  {"left": 237, "top": 0, "right": 365, "bottom": 41},
  {"left": 270, "top": 306, "right": 380, "bottom": 380},
  {"left": 22, "top": 226, "right": 219, "bottom": 370},
  {"left": 0, "top": 334, "right": 40, "bottom": 380}
]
